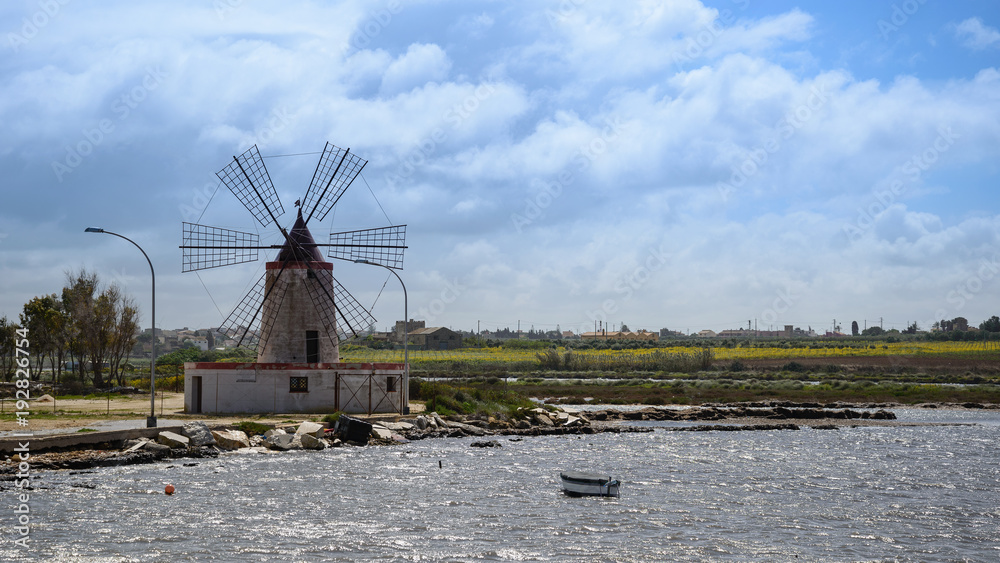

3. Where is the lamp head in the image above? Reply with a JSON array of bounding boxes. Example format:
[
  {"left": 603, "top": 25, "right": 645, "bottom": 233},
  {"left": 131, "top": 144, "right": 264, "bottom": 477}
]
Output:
[{"left": 84, "top": 227, "right": 105, "bottom": 233}]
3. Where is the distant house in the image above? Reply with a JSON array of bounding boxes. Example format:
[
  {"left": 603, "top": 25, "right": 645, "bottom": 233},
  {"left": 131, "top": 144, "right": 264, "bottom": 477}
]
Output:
[
  {"left": 391, "top": 319, "right": 426, "bottom": 344},
  {"left": 697, "top": 330, "right": 717, "bottom": 338},
  {"left": 410, "top": 327, "right": 462, "bottom": 350},
  {"left": 581, "top": 330, "right": 658, "bottom": 342}
]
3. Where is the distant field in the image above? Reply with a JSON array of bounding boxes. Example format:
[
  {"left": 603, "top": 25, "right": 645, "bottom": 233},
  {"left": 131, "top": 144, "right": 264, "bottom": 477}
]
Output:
[{"left": 340, "top": 341, "right": 1000, "bottom": 375}]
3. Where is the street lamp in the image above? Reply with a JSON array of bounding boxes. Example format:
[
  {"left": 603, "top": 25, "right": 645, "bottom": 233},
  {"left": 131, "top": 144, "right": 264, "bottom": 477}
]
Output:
[
  {"left": 354, "top": 259, "right": 408, "bottom": 414},
  {"left": 85, "top": 227, "right": 157, "bottom": 427}
]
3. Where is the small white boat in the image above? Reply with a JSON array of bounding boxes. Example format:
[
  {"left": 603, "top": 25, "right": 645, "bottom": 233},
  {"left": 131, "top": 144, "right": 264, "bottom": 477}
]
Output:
[{"left": 560, "top": 471, "right": 620, "bottom": 497}]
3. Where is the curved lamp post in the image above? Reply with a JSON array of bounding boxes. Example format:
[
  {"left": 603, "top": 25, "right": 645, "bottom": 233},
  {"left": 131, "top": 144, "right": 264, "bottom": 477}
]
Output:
[
  {"left": 85, "top": 227, "right": 157, "bottom": 427},
  {"left": 354, "top": 259, "right": 408, "bottom": 414}
]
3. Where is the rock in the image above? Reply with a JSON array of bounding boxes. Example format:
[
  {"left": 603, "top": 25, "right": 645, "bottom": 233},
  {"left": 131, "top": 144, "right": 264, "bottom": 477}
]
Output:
[
  {"left": 143, "top": 441, "right": 171, "bottom": 452},
  {"left": 470, "top": 440, "right": 502, "bottom": 448},
  {"left": 534, "top": 414, "right": 554, "bottom": 427},
  {"left": 182, "top": 422, "right": 217, "bottom": 447},
  {"left": 515, "top": 419, "right": 531, "bottom": 430},
  {"left": 295, "top": 421, "right": 325, "bottom": 438},
  {"left": 212, "top": 429, "right": 250, "bottom": 450},
  {"left": 264, "top": 428, "right": 287, "bottom": 439},
  {"left": 35, "top": 394, "right": 54, "bottom": 402},
  {"left": 383, "top": 421, "right": 414, "bottom": 431},
  {"left": 564, "top": 415, "right": 583, "bottom": 427},
  {"left": 157, "top": 431, "right": 190, "bottom": 449},
  {"left": 266, "top": 433, "right": 297, "bottom": 451},
  {"left": 429, "top": 412, "right": 448, "bottom": 429},
  {"left": 445, "top": 421, "right": 486, "bottom": 436},
  {"left": 371, "top": 425, "right": 393, "bottom": 440},
  {"left": 300, "top": 433, "right": 326, "bottom": 450},
  {"left": 414, "top": 415, "right": 429, "bottom": 430}
]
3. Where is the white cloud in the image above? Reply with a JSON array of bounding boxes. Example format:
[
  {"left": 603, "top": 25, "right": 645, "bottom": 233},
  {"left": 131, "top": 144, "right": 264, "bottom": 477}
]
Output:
[
  {"left": 952, "top": 17, "right": 1000, "bottom": 50},
  {"left": 379, "top": 43, "right": 452, "bottom": 95}
]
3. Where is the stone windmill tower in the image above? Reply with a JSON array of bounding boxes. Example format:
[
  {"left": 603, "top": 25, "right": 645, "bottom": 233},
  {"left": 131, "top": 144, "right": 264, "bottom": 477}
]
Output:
[{"left": 181, "top": 143, "right": 408, "bottom": 414}]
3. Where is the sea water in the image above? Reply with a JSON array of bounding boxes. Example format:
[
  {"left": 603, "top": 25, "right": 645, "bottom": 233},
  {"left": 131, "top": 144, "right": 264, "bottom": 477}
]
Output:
[{"left": 4, "top": 408, "right": 999, "bottom": 562}]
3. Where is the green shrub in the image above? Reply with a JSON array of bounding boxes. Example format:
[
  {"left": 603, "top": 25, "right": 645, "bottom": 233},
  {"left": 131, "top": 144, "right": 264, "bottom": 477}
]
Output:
[{"left": 235, "top": 421, "right": 271, "bottom": 436}]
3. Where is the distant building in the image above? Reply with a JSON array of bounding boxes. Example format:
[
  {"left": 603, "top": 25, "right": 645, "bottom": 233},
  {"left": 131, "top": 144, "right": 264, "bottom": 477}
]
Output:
[
  {"left": 410, "top": 327, "right": 462, "bottom": 350},
  {"left": 581, "top": 330, "right": 658, "bottom": 342},
  {"left": 391, "top": 319, "right": 425, "bottom": 344},
  {"left": 697, "top": 330, "right": 717, "bottom": 338}
]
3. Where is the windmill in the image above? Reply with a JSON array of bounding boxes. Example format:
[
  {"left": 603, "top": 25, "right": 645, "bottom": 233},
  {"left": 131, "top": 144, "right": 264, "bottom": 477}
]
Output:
[{"left": 180, "top": 143, "right": 406, "bottom": 364}]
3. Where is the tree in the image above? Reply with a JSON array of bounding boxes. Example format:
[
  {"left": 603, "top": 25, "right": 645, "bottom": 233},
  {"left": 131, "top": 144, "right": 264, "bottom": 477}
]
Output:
[
  {"left": 981, "top": 315, "right": 1000, "bottom": 333},
  {"left": 62, "top": 269, "right": 99, "bottom": 384},
  {"left": 904, "top": 322, "right": 919, "bottom": 335},
  {"left": 60, "top": 269, "right": 139, "bottom": 388},
  {"left": 0, "top": 316, "right": 18, "bottom": 381},
  {"left": 620, "top": 324, "right": 630, "bottom": 332},
  {"left": 207, "top": 330, "right": 216, "bottom": 349},
  {"left": 952, "top": 317, "right": 969, "bottom": 332},
  {"left": 107, "top": 292, "right": 139, "bottom": 386},
  {"left": 862, "top": 326, "right": 885, "bottom": 337},
  {"left": 20, "top": 295, "right": 57, "bottom": 379},
  {"left": 851, "top": 321, "right": 859, "bottom": 336}
]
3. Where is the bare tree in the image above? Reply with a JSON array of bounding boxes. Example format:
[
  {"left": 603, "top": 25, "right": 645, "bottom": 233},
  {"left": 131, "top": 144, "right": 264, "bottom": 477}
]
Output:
[
  {"left": 62, "top": 269, "right": 100, "bottom": 384},
  {"left": 108, "top": 293, "right": 140, "bottom": 386}
]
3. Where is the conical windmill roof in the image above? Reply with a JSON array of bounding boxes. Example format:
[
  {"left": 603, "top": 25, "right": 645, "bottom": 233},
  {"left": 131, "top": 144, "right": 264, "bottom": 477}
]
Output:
[{"left": 275, "top": 208, "right": 325, "bottom": 263}]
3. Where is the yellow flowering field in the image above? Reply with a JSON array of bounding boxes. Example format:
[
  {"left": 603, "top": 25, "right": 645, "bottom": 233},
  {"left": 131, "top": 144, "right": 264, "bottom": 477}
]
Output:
[{"left": 340, "top": 340, "right": 999, "bottom": 372}]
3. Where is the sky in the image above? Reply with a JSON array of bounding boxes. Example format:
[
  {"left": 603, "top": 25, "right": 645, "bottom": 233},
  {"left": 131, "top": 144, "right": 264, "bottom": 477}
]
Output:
[{"left": 1, "top": 0, "right": 999, "bottom": 337}]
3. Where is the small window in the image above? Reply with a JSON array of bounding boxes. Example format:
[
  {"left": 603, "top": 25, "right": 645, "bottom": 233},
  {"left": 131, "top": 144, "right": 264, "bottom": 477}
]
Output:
[
  {"left": 386, "top": 376, "right": 396, "bottom": 392},
  {"left": 305, "top": 330, "right": 319, "bottom": 363},
  {"left": 290, "top": 376, "right": 309, "bottom": 393}
]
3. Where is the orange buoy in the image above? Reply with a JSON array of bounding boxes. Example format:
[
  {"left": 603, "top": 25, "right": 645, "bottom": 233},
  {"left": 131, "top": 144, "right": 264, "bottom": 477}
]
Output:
[{"left": 165, "top": 484, "right": 175, "bottom": 495}]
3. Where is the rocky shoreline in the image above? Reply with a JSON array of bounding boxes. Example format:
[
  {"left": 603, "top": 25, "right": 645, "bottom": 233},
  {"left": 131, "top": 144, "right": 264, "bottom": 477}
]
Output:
[{"left": 2, "top": 402, "right": 994, "bottom": 474}]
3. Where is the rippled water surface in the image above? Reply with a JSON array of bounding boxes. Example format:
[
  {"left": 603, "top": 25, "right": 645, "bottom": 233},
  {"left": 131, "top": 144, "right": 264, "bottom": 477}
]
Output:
[{"left": 6, "top": 409, "right": 1000, "bottom": 562}]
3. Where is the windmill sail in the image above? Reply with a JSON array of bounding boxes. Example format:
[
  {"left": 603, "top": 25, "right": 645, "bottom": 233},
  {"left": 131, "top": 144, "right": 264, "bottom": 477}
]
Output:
[
  {"left": 218, "top": 271, "right": 290, "bottom": 351},
  {"left": 327, "top": 225, "right": 407, "bottom": 269},
  {"left": 216, "top": 145, "right": 285, "bottom": 228},
  {"left": 181, "top": 222, "right": 260, "bottom": 272},
  {"left": 301, "top": 268, "right": 377, "bottom": 341},
  {"left": 302, "top": 142, "right": 368, "bottom": 224}
]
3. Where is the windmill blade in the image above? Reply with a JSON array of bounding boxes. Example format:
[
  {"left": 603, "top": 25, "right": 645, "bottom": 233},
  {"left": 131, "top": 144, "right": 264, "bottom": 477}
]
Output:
[
  {"left": 327, "top": 225, "right": 407, "bottom": 269},
  {"left": 216, "top": 144, "right": 284, "bottom": 228},
  {"left": 303, "top": 268, "right": 376, "bottom": 342},
  {"left": 218, "top": 271, "right": 290, "bottom": 351},
  {"left": 181, "top": 222, "right": 260, "bottom": 272},
  {"left": 302, "top": 142, "right": 368, "bottom": 224}
]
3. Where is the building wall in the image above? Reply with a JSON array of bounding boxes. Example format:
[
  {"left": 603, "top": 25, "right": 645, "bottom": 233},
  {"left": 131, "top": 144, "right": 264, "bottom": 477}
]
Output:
[
  {"left": 184, "top": 362, "right": 406, "bottom": 414},
  {"left": 258, "top": 262, "right": 340, "bottom": 363}
]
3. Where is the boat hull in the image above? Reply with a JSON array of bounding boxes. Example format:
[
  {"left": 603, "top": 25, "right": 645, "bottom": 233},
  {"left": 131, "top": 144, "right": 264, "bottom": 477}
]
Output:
[{"left": 560, "top": 471, "right": 620, "bottom": 497}]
